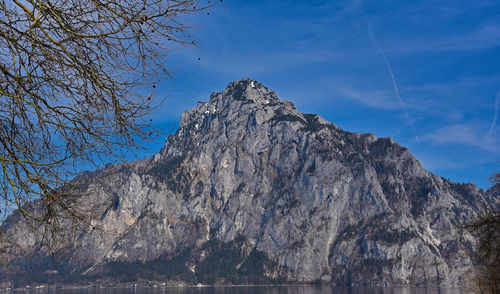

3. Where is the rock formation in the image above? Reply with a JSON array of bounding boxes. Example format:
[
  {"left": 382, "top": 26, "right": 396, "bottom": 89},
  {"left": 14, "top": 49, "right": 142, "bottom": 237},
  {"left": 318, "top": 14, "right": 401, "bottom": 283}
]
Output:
[{"left": 1, "top": 78, "right": 497, "bottom": 286}]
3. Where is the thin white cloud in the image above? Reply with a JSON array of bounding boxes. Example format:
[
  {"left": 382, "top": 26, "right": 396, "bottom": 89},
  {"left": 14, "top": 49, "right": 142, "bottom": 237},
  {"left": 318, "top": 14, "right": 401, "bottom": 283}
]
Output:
[
  {"left": 336, "top": 87, "right": 411, "bottom": 110},
  {"left": 401, "top": 75, "right": 500, "bottom": 93},
  {"left": 416, "top": 154, "right": 466, "bottom": 171},
  {"left": 424, "top": 123, "right": 500, "bottom": 153},
  {"left": 377, "top": 23, "right": 500, "bottom": 54},
  {"left": 433, "top": 24, "right": 500, "bottom": 52},
  {"left": 485, "top": 91, "right": 500, "bottom": 139}
]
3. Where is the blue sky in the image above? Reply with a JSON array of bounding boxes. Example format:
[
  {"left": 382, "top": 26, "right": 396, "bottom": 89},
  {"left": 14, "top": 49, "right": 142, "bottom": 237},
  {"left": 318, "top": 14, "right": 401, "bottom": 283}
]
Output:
[{"left": 148, "top": 0, "right": 500, "bottom": 190}]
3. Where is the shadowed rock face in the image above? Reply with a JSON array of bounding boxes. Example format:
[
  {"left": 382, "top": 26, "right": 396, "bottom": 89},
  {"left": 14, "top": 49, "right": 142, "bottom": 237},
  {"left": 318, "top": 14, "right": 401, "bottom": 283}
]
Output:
[{"left": 1, "top": 78, "right": 497, "bottom": 286}]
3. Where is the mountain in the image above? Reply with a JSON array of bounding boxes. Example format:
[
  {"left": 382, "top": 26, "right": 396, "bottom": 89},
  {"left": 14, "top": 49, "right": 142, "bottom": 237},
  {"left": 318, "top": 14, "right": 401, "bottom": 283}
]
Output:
[{"left": 0, "top": 78, "right": 496, "bottom": 287}]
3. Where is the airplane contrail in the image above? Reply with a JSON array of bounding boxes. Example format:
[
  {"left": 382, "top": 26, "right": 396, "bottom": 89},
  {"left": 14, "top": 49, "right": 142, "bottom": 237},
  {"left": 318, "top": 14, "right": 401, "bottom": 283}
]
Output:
[
  {"left": 367, "top": 22, "right": 420, "bottom": 142},
  {"left": 485, "top": 90, "right": 500, "bottom": 140}
]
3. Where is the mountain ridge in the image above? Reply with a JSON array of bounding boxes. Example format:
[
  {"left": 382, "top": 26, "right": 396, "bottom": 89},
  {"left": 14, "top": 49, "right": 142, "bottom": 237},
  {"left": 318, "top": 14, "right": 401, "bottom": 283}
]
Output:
[{"left": 1, "top": 78, "right": 496, "bottom": 287}]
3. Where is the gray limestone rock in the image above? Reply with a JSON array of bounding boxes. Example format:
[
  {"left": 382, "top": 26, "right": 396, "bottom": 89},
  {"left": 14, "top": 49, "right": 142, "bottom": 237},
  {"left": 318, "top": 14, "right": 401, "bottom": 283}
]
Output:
[{"left": 1, "top": 78, "right": 497, "bottom": 286}]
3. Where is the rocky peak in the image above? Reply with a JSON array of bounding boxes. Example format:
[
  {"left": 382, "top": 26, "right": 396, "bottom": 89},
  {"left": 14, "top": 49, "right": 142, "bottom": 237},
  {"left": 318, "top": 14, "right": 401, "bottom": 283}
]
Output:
[
  {"left": 179, "top": 78, "right": 288, "bottom": 126},
  {"left": 177, "top": 78, "right": 339, "bottom": 138},
  {"left": 1, "top": 78, "right": 494, "bottom": 287},
  {"left": 163, "top": 78, "right": 342, "bottom": 164},
  {"left": 218, "top": 77, "right": 279, "bottom": 105}
]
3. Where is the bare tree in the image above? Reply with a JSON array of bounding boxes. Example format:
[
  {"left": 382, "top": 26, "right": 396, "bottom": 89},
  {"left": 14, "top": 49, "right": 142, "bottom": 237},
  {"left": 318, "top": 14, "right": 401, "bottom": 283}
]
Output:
[
  {"left": 0, "top": 0, "right": 216, "bottom": 240},
  {"left": 463, "top": 172, "right": 500, "bottom": 293}
]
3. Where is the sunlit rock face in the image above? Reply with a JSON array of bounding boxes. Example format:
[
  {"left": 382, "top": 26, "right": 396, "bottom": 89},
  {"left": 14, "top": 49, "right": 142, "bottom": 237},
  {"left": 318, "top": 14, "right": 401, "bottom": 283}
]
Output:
[{"left": 1, "top": 78, "right": 497, "bottom": 286}]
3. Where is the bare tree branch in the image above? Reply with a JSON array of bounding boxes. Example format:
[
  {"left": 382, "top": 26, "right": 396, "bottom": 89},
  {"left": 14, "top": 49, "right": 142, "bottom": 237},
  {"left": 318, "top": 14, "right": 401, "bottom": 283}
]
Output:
[{"left": 0, "top": 0, "right": 217, "bottom": 247}]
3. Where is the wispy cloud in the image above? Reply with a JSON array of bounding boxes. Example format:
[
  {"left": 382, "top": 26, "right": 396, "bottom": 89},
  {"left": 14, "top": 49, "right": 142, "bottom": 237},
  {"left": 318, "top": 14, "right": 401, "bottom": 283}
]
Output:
[
  {"left": 416, "top": 154, "right": 467, "bottom": 171},
  {"left": 373, "top": 23, "right": 500, "bottom": 54},
  {"left": 436, "top": 24, "right": 500, "bottom": 51},
  {"left": 424, "top": 123, "right": 500, "bottom": 153},
  {"left": 401, "top": 75, "right": 500, "bottom": 93},
  {"left": 485, "top": 91, "right": 500, "bottom": 139},
  {"left": 179, "top": 49, "right": 366, "bottom": 77},
  {"left": 336, "top": 87, "right": 412, "bottom": 110}
]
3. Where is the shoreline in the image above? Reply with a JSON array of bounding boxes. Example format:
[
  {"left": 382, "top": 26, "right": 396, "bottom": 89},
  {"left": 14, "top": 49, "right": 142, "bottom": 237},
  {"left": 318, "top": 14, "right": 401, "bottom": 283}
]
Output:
[{"left": 0, "top": 284, "right": 466, "bottom": 292}]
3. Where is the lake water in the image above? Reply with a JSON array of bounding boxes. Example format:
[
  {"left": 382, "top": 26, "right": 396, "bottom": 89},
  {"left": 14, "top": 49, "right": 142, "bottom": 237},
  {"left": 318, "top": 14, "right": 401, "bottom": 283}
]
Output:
[{"left": 8, "top": 286, "right": 462, "bottom": 294}]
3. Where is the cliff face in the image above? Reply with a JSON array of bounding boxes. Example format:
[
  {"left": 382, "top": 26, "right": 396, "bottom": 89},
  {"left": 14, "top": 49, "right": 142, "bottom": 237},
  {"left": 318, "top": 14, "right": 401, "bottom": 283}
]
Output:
[{"left": 1, "top": 78, "right": 495, "bottom": 286}]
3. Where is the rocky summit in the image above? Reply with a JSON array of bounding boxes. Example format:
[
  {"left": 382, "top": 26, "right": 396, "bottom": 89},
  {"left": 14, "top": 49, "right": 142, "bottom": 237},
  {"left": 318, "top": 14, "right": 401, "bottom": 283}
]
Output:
[{"left": 1, "top": 78, "right": 496, "bottom": 286}]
